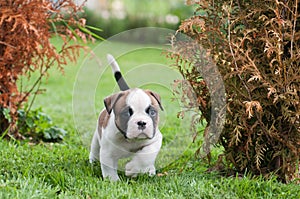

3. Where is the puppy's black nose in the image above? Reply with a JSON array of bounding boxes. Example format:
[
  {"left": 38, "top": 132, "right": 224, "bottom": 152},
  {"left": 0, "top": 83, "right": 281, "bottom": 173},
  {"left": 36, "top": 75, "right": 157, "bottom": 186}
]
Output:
[{"left": 137, "top": 121, "right": 146, "bottom": 130}]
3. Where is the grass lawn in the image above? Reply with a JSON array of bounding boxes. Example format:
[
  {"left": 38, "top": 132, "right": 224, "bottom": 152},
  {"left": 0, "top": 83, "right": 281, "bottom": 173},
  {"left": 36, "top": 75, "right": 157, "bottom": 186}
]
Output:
[{"left": 1, "top": 39, "right": 300, "bottom": 199}]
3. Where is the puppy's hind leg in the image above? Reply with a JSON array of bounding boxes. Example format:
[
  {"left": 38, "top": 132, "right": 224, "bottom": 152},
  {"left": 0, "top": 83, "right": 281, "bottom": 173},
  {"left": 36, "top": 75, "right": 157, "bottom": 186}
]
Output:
[{"left": 89, "top": 130, "right": 100, "bottom": 163}]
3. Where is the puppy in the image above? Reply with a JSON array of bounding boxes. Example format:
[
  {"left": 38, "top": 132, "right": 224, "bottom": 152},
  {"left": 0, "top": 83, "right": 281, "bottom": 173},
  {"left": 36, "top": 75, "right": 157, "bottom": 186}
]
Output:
[{"left": 89, "top": 54, "right": 163, "bottom": 181}]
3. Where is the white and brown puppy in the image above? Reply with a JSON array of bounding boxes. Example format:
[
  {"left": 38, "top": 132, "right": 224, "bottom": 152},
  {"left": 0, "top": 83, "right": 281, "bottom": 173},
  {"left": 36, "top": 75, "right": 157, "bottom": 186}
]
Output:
[{"left": 89, "top": 54, "right": 163, "bottom": 181}]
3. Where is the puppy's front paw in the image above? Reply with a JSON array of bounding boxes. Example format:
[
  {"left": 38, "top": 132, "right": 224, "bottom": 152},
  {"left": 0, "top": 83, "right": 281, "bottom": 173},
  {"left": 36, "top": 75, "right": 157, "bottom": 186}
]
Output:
[
  {"left": 125, "top": 161, "right": 137, "bottom": 177},
  {"left": 105, "top": 175, "right": 120, "bottom": 182},
  {"left": 125, "top": 161, "right": 155, "bottom": 177}
]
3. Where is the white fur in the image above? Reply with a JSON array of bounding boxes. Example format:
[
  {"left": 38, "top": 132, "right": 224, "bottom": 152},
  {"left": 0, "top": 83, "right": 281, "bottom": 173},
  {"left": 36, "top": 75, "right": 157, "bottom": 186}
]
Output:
[{"left": 107, "top": 54, "right": 121, "bottom": 73}]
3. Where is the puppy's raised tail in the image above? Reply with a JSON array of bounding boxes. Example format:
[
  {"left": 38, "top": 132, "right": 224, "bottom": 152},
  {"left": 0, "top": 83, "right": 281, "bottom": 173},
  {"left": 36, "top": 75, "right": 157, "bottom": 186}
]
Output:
[{"left": 107, "top": 54, "right": 130, "bottom": 91}]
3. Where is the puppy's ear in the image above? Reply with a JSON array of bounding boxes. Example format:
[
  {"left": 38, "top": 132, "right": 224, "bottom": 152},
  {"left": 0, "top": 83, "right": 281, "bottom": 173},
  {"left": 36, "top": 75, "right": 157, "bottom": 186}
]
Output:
[
  {"left": 104, "top": 92, "right": 124, "bottom": 114},
  {"left": 145, "top": 90, "right": 164, "bottom": 111}
]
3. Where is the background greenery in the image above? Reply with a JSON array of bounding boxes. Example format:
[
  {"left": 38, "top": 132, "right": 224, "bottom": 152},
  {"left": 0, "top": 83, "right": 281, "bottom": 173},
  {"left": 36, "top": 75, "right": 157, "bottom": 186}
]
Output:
[{"left": 84, "top": 0, "right": 195, "bottom": 39}]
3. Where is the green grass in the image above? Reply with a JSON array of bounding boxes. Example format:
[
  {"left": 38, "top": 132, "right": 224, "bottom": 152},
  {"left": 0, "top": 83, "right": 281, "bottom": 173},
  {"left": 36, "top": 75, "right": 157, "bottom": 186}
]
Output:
[
  {"left": 1, "top": 40, "right": 300, "bottom": 198},
  {"left": 1, "top": 139, "right": 300, "bottom": 198}
]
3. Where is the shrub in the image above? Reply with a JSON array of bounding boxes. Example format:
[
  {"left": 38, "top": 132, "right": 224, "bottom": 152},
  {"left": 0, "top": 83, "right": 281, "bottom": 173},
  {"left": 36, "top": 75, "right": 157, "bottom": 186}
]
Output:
[
  {"left": 0, "top": 0, "right": 93, "bottom": 138},
  {"left": 2, "top": 108, "right": 66, "bottom": 142},
  {"left": 169, "top": 0, "right": 300, "bottom": 182}
]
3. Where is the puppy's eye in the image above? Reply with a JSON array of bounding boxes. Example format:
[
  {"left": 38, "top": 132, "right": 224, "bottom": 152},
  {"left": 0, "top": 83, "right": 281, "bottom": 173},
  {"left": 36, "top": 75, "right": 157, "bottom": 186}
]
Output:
[
  {"left": 146, "top": 106, "right": 156, "bottom": 117},
  {"left": 122, "top": 107, "right": 133, "bottom": 117},
  {"left": 149, "top": 109, "right": 156, "bottom": 117},
  {"left": 128, "top": 107, "right": 133, "bottom": 116}
]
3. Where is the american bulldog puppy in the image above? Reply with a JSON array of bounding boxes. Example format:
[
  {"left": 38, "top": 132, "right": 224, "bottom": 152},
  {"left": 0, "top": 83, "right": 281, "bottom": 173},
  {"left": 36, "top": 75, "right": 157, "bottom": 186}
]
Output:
[{"left": 89, "top": 54, "right": 163, "bottom": 181}]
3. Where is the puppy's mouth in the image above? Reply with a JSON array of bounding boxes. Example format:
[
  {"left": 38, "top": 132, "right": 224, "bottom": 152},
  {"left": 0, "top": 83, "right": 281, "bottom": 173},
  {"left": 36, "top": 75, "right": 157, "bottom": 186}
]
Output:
[
  {"left": 138, "top": 133, "right": 151, "bottom": 139},
  {"left": 128, "top": 133, "right": 153, "bottom": 141}
]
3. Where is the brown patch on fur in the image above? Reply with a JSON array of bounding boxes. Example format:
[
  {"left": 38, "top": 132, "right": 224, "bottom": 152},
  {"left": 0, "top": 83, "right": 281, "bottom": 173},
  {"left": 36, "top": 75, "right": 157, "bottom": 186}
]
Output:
[
  {"left": 113, "top": 91, "right": 130, "bottom": 133},
  {"left": 144, "top": 90, "right": 163, "bottom": 134},
  {"left": 100, "top": 90, "right": 130, "bottom": 136},
  {"left": 144, "top": 90, "right": 163, "bottom": 111},
  {"left": 113, "top": 90, "right": 130, "bottom": 115},
  {"left": 97, "top": 110, "right": 110, "bottom": 138},
  {"left": 104, "top": 90, "right": 130, "bottom": 114}
]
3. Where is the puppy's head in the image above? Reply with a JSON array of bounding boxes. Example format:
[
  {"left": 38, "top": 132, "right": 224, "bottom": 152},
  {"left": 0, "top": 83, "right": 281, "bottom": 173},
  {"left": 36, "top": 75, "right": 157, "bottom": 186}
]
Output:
[{"left": 104, "top": 88, "right": 163, "bottom": 140}]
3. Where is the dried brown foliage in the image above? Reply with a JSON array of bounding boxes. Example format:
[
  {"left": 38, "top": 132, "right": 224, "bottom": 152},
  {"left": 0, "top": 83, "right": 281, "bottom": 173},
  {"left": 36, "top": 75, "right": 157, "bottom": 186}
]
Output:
[
  {"left": 0, "top": 0, "right": 91, "bottom": 138},
  {"left": 169, "top": 0, "right": 300, "bottom": 182}
]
